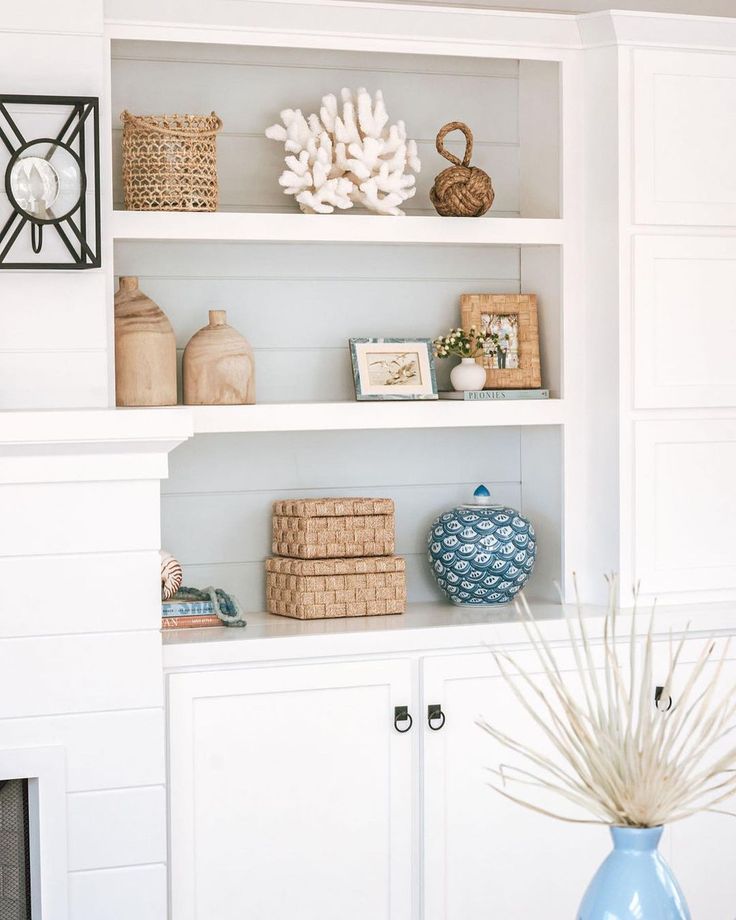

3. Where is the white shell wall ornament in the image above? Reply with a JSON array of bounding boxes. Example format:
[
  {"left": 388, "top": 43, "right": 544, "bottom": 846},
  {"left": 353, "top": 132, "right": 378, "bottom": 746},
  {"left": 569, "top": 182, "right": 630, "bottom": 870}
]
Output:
[
  {"left": 265, "top": 88, "right": 421, "bottom": 215},
  {"left": 160, "top": 550, "right": 183, "bottom": 601}
]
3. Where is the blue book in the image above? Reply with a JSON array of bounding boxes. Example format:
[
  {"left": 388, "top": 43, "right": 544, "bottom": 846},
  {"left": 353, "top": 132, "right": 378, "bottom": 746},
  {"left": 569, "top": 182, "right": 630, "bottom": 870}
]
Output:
[{"left": 162, "top": 599, "right": 215, "bottom": 617}]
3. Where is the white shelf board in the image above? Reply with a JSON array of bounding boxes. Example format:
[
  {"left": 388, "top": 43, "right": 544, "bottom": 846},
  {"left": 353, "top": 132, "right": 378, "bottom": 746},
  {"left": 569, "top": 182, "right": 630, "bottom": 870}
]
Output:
[
  {"left": 190, "top": 399, "right": 565, "bottom": 434},
  {"left": 161, "top": 600, "right": 736, "bottom": 670},
  {"left": 112, "top": 211, "right": 565, "bottom": 247}
]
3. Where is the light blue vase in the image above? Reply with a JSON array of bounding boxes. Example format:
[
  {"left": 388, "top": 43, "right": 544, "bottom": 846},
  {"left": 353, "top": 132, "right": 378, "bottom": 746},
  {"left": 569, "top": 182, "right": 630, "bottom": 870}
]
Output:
[{"left": 578, "top": 826, "right": 690, "bottom": 920}]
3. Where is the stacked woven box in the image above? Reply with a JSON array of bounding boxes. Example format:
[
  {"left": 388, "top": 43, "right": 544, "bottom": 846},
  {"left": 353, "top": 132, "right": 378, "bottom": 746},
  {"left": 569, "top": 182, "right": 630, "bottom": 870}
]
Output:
[{"left": 266, "top": 498, "right": 406, "bottom": 620}]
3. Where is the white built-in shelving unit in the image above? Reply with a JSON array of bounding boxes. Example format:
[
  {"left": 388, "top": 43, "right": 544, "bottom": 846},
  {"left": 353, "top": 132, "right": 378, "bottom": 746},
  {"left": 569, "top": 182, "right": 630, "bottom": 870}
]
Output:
[
  {"left": 5, "top": 4, "right": 736, "bottom": 920},
  {"left": 107, "top": 4, "right": 581, "bottom": 611}
]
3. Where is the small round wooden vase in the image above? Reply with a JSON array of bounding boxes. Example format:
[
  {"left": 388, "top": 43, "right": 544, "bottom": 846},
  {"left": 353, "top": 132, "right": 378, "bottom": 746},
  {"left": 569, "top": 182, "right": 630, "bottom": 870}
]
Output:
[
  {"left": 114, "top": 276, "right": 177, "bottom": 406},
  {"left": 430, "top": 122, "right": 495, "bottom": 217},
  {"left": 183, "top": 310, "right": 255, "bottom": 405}
]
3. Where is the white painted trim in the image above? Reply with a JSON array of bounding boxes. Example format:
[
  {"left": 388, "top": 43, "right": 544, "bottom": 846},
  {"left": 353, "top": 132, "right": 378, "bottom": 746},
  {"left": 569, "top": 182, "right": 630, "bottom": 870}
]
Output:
[
  {"left": 104, "top": 1, "right": 581, "bottom": 56},
  {"left": 0, "top": 408, "right": 192, "bottom": 446},
  {"left": 0, "top": 746, "right": 68, "bottom": 920},
  {"left": 105, "top": 5, "right": 736, "bottom": 56},
  {"left": 579, "top": 10, "right": 736, "bottom": 52},
  {"left": 0, "top": 409, "right": 192, "bottom": 483}
]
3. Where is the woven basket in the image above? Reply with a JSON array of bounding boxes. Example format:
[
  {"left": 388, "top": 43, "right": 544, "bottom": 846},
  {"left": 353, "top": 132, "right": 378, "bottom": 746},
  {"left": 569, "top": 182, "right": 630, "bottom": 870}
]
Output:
[
  {"left": 272, "top": 498, "right": 395, "bottom": 559},
  {"left": 121, "top": 111, "right": 222, "bottom": 212},
  {"left": 266, "top": 556, "right": 406, "bottom": 619}
]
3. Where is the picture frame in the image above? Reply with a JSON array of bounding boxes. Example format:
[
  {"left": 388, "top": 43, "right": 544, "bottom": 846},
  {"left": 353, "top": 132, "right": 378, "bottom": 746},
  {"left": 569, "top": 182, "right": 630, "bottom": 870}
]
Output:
[
  {"left": 460, "top": 293, "right": 541, "bottom": 389},
  {"left": 350, "top": 338, "right": 438, "bottom": 400}
]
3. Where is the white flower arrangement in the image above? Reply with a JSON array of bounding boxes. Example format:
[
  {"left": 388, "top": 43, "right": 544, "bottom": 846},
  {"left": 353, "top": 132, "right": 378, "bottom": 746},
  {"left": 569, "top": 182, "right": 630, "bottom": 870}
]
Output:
[
  {"left": 479, "top": 582, "right": 736, "bottom": 827},
  {"left": 433, "top": 326, "right": 493, "bottom": 360},
  {"left": 266, "top": 88, "right": 421, "bottom": 215}
]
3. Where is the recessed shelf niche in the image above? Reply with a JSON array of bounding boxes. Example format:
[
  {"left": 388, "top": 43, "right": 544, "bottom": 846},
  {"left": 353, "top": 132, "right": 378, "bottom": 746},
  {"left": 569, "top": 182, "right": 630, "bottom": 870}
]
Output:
[
  {"left": 110, "top": 41, "right": 561, "bottom": 220},
  {"left": 113, "top": 239, "right": 563, "bottom": 400},
  {"left": 161, "top": 425, "right": 563, "bottom": 609}
]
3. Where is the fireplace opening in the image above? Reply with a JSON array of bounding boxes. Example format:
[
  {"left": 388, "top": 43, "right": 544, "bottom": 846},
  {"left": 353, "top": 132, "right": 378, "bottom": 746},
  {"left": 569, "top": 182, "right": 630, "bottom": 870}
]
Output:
[{"left": 0, "top": 780, "right": 32, "bottom": 920}]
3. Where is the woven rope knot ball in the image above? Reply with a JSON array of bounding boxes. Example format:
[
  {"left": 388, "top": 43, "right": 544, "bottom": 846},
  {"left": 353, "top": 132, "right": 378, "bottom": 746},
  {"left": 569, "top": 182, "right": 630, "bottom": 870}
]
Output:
[{"left": 429, "top": 122, "right": 494, "bottom": 218}]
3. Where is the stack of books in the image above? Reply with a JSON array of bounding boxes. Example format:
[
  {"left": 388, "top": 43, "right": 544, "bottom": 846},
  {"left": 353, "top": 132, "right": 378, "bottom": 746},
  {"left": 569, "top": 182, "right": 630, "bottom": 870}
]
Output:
[{"left": 161, "top": 597, "right": 222, "bottom": 630}]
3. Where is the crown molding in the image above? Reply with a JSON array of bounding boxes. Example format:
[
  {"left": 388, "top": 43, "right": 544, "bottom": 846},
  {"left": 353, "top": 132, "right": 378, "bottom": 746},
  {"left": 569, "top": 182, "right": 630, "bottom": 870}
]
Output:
[{"left": 579, "top": 9, "right": 736, "bottom": 51}]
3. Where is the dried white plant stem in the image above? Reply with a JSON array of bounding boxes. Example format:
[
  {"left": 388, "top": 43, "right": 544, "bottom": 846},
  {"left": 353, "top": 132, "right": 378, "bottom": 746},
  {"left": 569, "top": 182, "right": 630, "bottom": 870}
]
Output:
[{"left": 478, "top": 580, "right": 736, "bottom": 827}]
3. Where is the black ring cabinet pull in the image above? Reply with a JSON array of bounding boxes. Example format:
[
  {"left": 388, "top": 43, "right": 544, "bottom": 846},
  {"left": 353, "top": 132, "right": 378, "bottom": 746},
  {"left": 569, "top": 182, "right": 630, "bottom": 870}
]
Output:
[
  {"left": 427, "top": 704, "right": 446, "bottom": 731},
  {"left": 394, "top": 705, "right": 413, "bottom": 733},
  {"left": 655, "top": 685, "right": 673, "bottom": 712}
]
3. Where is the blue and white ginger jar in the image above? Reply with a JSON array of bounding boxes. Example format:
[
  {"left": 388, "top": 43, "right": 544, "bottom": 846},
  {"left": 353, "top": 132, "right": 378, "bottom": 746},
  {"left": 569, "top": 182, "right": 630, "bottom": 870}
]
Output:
[{"left": 427, "top": 485, "right": 536, "bottom": 606}]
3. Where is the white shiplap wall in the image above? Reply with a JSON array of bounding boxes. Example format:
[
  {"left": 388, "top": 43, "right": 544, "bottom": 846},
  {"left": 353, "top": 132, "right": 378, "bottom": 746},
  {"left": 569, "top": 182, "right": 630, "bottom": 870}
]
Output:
[
  {"left": 110, "top": 42, "right": 521, "bottom": 216},
  {"left": 0, "top": 475, "right": 167, "bottom": 919},
  {"left": 0, "top": 5, "right": 110, "bottom": 409},
  {"left": 0, "top": 4, "right": 172, "bottom": 918}
]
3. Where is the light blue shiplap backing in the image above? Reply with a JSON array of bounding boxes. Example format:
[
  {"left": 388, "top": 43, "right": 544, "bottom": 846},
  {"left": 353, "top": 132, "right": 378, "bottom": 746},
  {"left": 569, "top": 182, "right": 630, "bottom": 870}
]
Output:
[
  {"left": 112, "top": 41, "right": 562, "bottom": 609},
  {"left": 161, "top": 427, "right": 560, "bottom": 610},
  {"left": 110, "top": 42, "right": 521, "bottom": 215}
]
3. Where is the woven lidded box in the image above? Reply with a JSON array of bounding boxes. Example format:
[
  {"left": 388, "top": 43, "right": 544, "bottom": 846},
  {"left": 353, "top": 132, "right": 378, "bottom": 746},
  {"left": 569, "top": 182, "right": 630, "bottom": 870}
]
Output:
[
  {"left": 266, "top": 555, "right": 406, "bottom": 620},
  {"left": 272, "top": 498, "right": 395, "bottom": 559}
]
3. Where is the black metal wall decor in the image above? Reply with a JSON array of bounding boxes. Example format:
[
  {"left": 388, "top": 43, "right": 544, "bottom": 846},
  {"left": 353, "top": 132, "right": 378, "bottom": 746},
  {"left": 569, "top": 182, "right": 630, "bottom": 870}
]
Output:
[{"left": 0, "top": 95, "right": 101, "bottom": 269}]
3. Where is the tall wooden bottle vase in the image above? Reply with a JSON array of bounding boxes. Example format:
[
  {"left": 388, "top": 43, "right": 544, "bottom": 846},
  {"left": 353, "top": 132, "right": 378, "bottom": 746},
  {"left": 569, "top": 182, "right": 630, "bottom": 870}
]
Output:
[
  {"left": 183, "top": 310, "right": 255, "bottom": 405},
  {"left": 114, "top": 276, "right": 177, "bottom": 406}
]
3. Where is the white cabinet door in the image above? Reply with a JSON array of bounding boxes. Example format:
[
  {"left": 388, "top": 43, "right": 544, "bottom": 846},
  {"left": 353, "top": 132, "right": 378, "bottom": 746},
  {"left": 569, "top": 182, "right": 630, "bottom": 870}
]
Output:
[
  {"left": 634, "top": 49, "right": 736, "bottom": 226},
  {"left": 422, "top": 651, "right": 609, "bottom": 920},
  {"left": 633, "top": 235, "right": 736, "bottom": 408},
  {"left": 169, "top": 659, "right": 414, "bottom": 920},
  {"left": 634, "top": 419, "right": 736, "bottom": 601}
]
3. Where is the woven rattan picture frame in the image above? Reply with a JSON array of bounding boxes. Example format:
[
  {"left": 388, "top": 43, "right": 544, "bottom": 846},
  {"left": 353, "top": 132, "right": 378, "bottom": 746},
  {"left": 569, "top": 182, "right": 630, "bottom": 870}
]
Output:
[{"left": 460, "top": 293, "right": 541, "bottom": 389}]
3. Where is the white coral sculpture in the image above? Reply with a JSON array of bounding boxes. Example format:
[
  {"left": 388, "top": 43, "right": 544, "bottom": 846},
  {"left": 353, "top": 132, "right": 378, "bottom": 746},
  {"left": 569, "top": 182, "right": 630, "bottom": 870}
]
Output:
[{"left": 265, "top": 88, "right": 421, "bottom": 215}]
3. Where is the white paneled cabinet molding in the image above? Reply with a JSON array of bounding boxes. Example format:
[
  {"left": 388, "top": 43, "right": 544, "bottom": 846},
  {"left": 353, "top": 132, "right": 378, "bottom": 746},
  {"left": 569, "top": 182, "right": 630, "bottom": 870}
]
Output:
[{"left": 1, "top": 2, "right": 736, "bottom": 918}]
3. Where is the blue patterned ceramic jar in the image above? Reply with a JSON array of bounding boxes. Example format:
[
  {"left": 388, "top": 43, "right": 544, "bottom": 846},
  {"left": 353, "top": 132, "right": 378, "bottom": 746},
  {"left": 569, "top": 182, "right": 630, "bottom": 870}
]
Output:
[{"left": 427, "top": 485, "right": 536, "bottom": 606}]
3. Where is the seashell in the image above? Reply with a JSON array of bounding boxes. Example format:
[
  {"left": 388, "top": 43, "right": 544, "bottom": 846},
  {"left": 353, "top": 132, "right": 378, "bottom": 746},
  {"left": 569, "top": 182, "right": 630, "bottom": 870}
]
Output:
[{"left": 160, "top": 550, "right": 183, "bottom": 601}]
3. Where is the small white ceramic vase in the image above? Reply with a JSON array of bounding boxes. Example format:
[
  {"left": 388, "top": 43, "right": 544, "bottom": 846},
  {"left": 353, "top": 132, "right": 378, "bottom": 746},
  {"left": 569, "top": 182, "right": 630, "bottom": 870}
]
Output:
[{"left": 450, "top": 357, "right": 486, "bottom": 392}]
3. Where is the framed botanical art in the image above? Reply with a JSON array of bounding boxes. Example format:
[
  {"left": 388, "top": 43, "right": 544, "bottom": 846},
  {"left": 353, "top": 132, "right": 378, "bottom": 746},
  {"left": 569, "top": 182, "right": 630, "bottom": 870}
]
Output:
[
  {"left": 350, "top": 338, "right": 438, "bottom": 400},
  {"left": 460, "top": 293, "right": 541, "bottom": 389}
]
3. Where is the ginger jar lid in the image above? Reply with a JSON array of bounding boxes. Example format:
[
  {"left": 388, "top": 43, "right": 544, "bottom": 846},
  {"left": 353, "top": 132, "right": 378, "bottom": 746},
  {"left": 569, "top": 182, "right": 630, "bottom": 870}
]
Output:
[{"left": 458, "top": 484, "right": 501, "bottom": 511}]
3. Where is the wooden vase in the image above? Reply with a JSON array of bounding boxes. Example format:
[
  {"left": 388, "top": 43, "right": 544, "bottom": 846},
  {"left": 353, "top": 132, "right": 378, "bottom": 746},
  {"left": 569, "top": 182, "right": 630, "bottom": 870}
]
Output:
[
  {"left": 183, "top": 310, "right": 255, "bottom": 405},
  {"left": 114, "top": 276, "right": 177, "bottom": 407}
]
